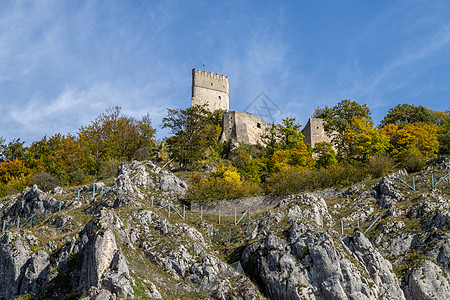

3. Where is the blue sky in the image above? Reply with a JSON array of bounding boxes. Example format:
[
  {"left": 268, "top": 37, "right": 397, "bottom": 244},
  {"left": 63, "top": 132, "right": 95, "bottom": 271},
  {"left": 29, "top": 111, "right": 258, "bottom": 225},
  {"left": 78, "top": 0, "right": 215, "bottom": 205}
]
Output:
[{"left": 1, "top": 1, "right": 449, "bottom": 144}]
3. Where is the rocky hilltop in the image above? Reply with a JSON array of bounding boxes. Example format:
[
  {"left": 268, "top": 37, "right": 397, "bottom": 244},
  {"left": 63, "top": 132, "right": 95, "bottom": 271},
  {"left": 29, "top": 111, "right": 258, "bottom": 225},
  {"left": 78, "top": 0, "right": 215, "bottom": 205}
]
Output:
[{"left": 0, "top": 159, "right": 449, "bottom": 299}]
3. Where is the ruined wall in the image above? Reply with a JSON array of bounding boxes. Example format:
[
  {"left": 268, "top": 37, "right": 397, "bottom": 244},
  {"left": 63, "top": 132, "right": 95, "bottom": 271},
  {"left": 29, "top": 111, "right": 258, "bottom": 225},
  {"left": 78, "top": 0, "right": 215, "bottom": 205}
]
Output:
[
  {"left": 302, "top": 117, "right": 331, "bottom": 148},
  {"left": 220, "top": 111, "right": 268, "bottom": 145},
  {"left": 191, "top": 69, "right": 229, "bottom": 112}
]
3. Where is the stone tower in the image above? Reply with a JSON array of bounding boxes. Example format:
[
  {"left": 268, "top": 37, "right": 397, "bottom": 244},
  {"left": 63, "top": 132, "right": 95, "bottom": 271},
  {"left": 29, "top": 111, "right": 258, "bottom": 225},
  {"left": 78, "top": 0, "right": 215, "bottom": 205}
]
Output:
[
  {"left": 191, "top": 68, "right": 229, "bottom": 112},
  {"left": 302, "top": 117, "right": 331, "bottom": 148}
]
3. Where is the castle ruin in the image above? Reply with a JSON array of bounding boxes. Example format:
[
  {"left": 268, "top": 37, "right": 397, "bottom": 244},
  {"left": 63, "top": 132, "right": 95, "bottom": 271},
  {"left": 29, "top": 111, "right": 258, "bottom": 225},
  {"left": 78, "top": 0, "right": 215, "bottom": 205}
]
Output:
[
  {"left": 191, "top": 69, "right": 229, "bottom": 112},
  {"left": 190, "top": 68, "right": 330, "bottom": 148}
]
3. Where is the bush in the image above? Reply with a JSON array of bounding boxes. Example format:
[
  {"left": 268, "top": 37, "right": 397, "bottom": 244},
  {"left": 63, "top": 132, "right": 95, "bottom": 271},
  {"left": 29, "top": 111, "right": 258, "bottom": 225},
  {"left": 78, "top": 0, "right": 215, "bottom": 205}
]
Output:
[
  {"left": 401, "top": 153, "right": 426, "bottom": 173},
  {"left": 31, "top": 172, "right": 60, "bottom": 192},
  {"left": 69, "top": 169, "right": 87, "bottom": 185},
  {"left": 264, "top": 165, "right": 368, "bottom": 195},
  {"left": 185, "top": 168, "right": 261, "bottom": 202},
  {"left": 98, "top": 159, "right": 119, "bottom": 180},
  {"left": 365, "top": 155, "right": 394, "bottom": 178}
]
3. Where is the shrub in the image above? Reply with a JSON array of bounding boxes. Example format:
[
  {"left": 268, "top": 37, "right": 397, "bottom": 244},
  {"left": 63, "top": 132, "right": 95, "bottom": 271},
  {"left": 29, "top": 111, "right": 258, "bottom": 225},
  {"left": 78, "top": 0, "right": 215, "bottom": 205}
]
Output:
[
  {"left": 365, "top": 155, "right": 394, "bottom": 178},
  {"left": 185, "top": 167, "right": 261, "bottom": 202},
  {"left": 31, "top": 172, "right": 60, "bottom": 191},
  {"left": 401, "top": 153, "right": 426, "bottom": 173},
  {"left": 98, "top": 159, "right": 119, "bottom": 180},
  {"left": 264, "top": 165, "right": 368, "bottom": 195},
  {"left": 69, "top": 169, "right": 87, "bottom": 185}
]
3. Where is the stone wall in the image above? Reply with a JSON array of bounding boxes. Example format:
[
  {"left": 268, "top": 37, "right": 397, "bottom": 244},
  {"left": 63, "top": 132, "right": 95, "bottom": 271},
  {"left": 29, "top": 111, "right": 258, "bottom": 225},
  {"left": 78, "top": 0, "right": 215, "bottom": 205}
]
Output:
[
  {"left": 191, "top": 68, "right": 229, "bottom": 112},
  {"left": 220, "top": 111, "right": 269, "bottom": 145},
  {"left": 302, "top": 117, "right": 331, "bottom": 148}
]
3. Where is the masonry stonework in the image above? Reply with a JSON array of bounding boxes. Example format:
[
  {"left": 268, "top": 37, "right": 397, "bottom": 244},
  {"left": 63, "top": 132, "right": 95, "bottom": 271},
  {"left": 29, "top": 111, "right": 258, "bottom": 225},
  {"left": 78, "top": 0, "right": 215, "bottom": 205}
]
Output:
[
  {"left": 301, "top": 118, "right": 331, "bottom": 148},
  {"left": 220, "top": 111, "right": 268, "bottom": 145},
  {"left": 191, "top": 69, "right": 229, "bottom": 112},
  {"left": 190, "top": 68, "right": 327, "bottom": 147}
]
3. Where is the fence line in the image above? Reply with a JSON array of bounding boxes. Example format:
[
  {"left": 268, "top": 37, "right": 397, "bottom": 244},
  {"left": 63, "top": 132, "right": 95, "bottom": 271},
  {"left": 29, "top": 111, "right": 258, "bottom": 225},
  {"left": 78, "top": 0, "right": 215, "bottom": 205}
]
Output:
[
  {"left": 212, "top": 227, "right": 231, "bottom": 243},
  {"left": 395, "top": 171, "right": 450, "bottom": 192}
]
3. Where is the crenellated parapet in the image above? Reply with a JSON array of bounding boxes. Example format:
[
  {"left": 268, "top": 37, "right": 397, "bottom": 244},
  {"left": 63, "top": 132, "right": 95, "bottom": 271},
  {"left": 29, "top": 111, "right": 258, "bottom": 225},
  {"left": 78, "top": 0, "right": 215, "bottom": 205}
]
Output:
[
  {"left": 192, "top": 69, "right": 229, "bottom": 81},
  {"left": 191, "top": 68, "right": 229, "bottom": 112}
]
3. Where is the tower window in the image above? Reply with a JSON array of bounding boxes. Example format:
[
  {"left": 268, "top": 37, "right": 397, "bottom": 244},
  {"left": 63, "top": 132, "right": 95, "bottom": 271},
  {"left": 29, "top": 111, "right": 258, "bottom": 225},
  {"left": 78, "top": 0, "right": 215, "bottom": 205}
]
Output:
[
  {"left": 218, "top": 96, "right": 221, "bottom": 100},
  {"left": 211, "top": 83, "right": 213, "bottom": 86},
  {"left": 257, "top": 123, "right": 261, "bottom": 129}
]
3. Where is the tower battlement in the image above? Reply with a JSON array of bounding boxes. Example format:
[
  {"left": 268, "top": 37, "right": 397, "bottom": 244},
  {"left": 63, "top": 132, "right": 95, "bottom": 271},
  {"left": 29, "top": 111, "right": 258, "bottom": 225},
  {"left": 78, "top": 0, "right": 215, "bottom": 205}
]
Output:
[
  {"left": 191, "top": 68, "right": 229, "bottom": 112},
  {"left": 193, "top": 69, "right": 229, "bottom": 81}
]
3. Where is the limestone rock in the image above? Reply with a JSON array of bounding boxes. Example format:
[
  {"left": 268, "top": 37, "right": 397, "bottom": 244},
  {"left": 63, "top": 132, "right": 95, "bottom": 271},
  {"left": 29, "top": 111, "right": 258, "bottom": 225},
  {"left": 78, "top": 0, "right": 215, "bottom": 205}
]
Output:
[
  {"left": 20, "top": 250, "right": 50, "bottom": 295},
  {"left": 244, "top": 223, "right": 378, "bottom": 300},
  {"left": 374, "top": 176, "right": 403, "bottom": 201},
  {"left": 405, "top": 259, "right": 450, "bottom": 300},
  {"left": 6, "top": 185, "right": 59, "bottom": 218},
  {"left": 0, "top": 232, "right": 31, "bottom": 299},
  {"left": 344, "top": 230, "right": 405, "bottom": 299},
  {"left": 50, "top": 186, "right": 64, "bottom": 194},
  {"left": 116, "top": 161, "right": 187, "bottom": 199},
  {"left": 80, "top": 229, "right": 118, "bottom": 289}
]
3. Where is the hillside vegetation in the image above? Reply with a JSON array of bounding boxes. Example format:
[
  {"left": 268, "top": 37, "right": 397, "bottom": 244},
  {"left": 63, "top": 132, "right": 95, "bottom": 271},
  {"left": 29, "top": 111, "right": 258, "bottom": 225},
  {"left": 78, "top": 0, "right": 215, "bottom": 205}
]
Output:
[
  {"left": 0, "top": 99, "right": 449, "bottom": 299},
  {"left": 1, "top": 101, "right": 449, "bottom": 202}
]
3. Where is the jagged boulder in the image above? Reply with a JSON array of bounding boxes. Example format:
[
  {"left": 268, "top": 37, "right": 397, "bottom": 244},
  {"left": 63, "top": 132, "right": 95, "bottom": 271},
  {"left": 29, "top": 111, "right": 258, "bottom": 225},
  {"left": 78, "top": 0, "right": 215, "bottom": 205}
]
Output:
[
  {"left": 244, "top": 221, "right": 380, "bottom": 300},
  {"left": 0, "top": 232, "right": 32, "bottom": 299},
  {"left": 281, "top": 193, "right": 332, "bottom": 227},
  {"left": 425, "top": 232, "right": 450, "bottom": 274},
  {"left": 81, "top": 182, "right": 106, "bottom": 193},
  {"left": 404, "top": 259, "right": 450, "bottom": 300},
  {"left": 19, "top": 250, "right": 50, "bottom": 295},
  {"left": 374, "top": 173, "right": 405, "bottom": 208},
  {"left": 5, "top": 185, "right": 59, "bottom": 218},
  {"left": 116, "top": 161, "right": 187, "bottom": 199},
  {"left": 78, "top": 210, "right": 133, "bottom": 298},
  {"left": 344, "top": 231, "right": 405, "bottom": 299}
]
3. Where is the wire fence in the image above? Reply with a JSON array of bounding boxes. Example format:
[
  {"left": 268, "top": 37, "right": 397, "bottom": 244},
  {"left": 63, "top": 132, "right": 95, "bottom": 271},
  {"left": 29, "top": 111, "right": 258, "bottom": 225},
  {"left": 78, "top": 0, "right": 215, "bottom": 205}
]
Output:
[{"left": 395, "top": 171, "right": 450, "bottom": 192}]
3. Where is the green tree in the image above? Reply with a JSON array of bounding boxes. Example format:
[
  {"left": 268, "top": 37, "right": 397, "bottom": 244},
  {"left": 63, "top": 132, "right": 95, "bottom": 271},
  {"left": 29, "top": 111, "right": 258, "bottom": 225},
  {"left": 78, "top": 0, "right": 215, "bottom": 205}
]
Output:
[
  {"left": 0, "top": 138, "right": 27, "bottom": 162},
  {"left": 265, "top": 117, "right": 314, "bottom": 171},
  {"left": 438, "top": 109, "right": 450, "bottom": 154},
  {"left": 313, "top": 142, "right": 337, "bottom": 168},
  {"left": 162, "top": 105, "right": 223, "bottom": 170},
  {"left": 78, "top": 106, "right": 156, "bottom": 168},
  {"left": 316, "top": 99, "right": 373, "bottom": 161},
  {"left": 380, "top": 104, "right": 433, "bottom": 127}
]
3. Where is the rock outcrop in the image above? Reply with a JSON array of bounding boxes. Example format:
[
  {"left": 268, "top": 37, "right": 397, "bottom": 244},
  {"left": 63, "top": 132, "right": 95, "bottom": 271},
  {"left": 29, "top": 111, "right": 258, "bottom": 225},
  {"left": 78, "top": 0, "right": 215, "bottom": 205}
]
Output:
[
  {"left": 1, "top": 162, "right": 449, "bottom": 299},
  {"left": 5, "top": 185, "right": 59, "bottom": 219},
  {"left": 116, "top": 161, "right": 187, "bottom": 200}
]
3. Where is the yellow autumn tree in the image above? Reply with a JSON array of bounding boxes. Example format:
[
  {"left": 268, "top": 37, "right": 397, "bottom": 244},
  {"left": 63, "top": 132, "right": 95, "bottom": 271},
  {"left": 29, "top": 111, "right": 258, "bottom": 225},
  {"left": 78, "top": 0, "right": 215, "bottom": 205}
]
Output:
[
  {"left": 380, "top": 123, "right": 439, "bottom": 158},
  {"left": 0, "top": 159, "right": 32, "bottom": 196},
  {"left": 339, "top": 117, "right": 389, "bottom": 163}
]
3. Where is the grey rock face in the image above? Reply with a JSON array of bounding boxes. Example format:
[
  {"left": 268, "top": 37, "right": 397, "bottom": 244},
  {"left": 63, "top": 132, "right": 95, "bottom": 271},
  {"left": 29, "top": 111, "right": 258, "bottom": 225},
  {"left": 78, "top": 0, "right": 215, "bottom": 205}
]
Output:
[
  {"left": 81, "top": 182, "right": 106, "bottom": 193},
  {"left": 80, "top": 229, "right": 118, "bottom": 289},
  {"left": 344, "top": 231, "right": 405, "bottom": 299},
  {"left": 20, "top": 250, "right": 50, "bottom": 295},
  {"left": 424, "top": 210, "right": 450, "bottom": 230},
  {"left": 244, "top": 222, "right": 380, "bottom": 300},
  {"left": 405, "top": 259, "right": 450, "bottom": 300},
  {"left": 0, "top": 232, "right": 31, "bottom": 299},
  {"left": 116, "top": 161, "right": 187, "bottom": 199},
  {"left": 79, "top": 210, "right": 134, "bottom": 298},
  {"left": 101, "top": 252, "right": 134, "bottom": 298},
  {"left": 6, "top": 185, "right": 59, "bottom": 218},
  {"left": 50, "top": 186, "right": 64, "bottom": 194},
  {"left": 426, "top": 233, "right": 450, "bottom": 273},
  {"left": 281, "top": 193, "right": 331, "bottom": 227},
  {"left": 375, "top": 176, "right": 403, "bottom": 201}
]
